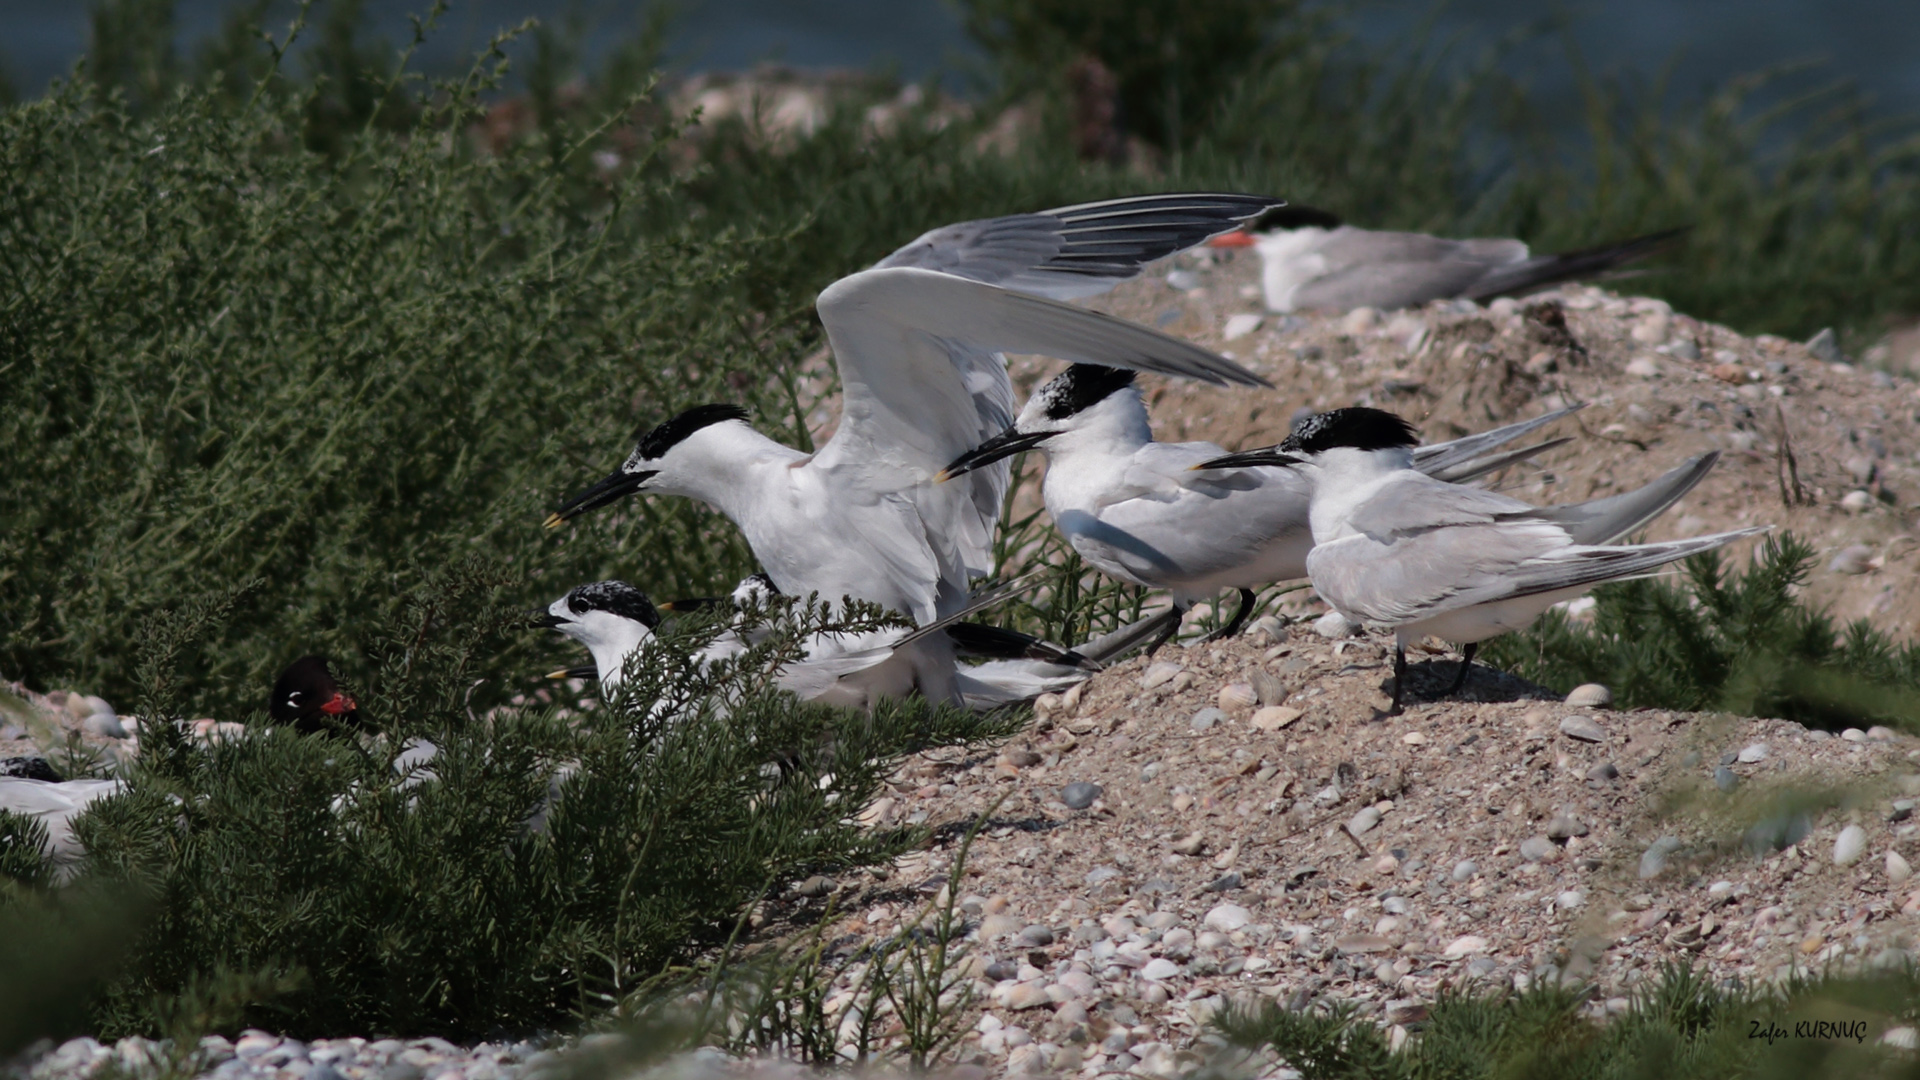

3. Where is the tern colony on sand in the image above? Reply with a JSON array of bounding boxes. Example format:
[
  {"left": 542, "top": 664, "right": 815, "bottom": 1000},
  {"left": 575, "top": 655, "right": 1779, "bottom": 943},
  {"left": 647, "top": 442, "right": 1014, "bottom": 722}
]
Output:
[
  {"left": 1197, "top": 407, "right": 1768, "bottom": 713},
  {"left": 0, "top": 657, "right": 366, "bottom": 874},
  {"left": 1210, "top": 205, "right": 1687, "bottom": 313},
  {"left": 544, "top": 193, "right": 1280, "bottom": 703},
  {"left": 539, "top": 578, "right": 1175, "bottom": 713},
  {"left": 937, "top": 362, "right": 1711, "bottom": 650}
]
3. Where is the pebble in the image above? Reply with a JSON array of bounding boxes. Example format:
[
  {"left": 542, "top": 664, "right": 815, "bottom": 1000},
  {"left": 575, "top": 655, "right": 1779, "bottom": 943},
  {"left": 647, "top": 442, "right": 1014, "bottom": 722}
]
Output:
[
  {"left": 1559, "top": 715, "right": 1606, "bottom": 743},
  {"left": 1452, "top": 860, "right": 1478, "bottom": 881},
  {"left": 1203, "top": 903, "right": 1251, "bottom": 933},
  {"left": 1564, "top": 684, "right": 1612, "bottom": 708},
  {"left": 1713, "top": 766, "right": 1739, "bottom": 792},
  {"left": 1203, "top": 871, "right": 1243, "bottom": 892},
  {"left": 1313, "top": 610, "right": 1355, "bottom": 639},
  {"left": 1223, "top": 313, "right": 1264, "bottom": 341},
  {"left": 1545, "top": 814, "right": 1588, "bottom": 840},
  {"left": 1806, "top": 327, "right": 1843, "bottom": 363},
  {"left": 1348, "top": 807, "right": 1382, "bottom": 835},
  {"left": 1834, "top": 825, "right": 1867, "bottom": 866},
  {"left": 1841, "top": 727, "right": 1868, "bottom": 743},
  {"left": 1016, "top": 924, "right": 1055, "bottom": 947},
  {"left": 1060, "top": 782, "right": 1102, "bottom": 810},
  {"left": 1189, "top": 707, "right": 1227, "bottom": 731},
  {"left": 1172, "top": 833, "right": 1207, "bottom": 856},
  {"left": 1624, "top": 356, "right": 1662, "bottom": 378},
  {"left": 1141, "top": 662, "right": 1183, "bottom": 689},
  {"left": 1829, "top": 544, "right": 1876, "bottom": 573},
  {"left": 83, "top": 710, "right": 128, "bottom": 739},
  {"left": 1838, "top": 492, "right": 1875, "bottom": 516},
  {"left": 1586, "top": 762, "right": 1620, "bottom": 782},
  {"left": 1443, "top": 935, "right": 1488, "bottom": 958},
  {"left": 1519, "top": 836, "right": 1558, "bottom": 862},
  {"left": 1737, "top": 742, "right": 1769, "bottom": 763},
  {"left": 1342, "top": 307, "right": 1382, "bottom": 334},
  {"left": 1640, "top": 836, "right": 1683, "bottom": 879}
]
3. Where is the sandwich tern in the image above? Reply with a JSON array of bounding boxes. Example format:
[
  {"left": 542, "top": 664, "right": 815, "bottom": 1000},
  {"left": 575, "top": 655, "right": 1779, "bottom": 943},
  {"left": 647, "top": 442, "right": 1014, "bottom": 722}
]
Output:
[
  {"left": 938, "top": 362, "right": 1589, "bottom": 648},
  {"left": 540, "top": 578, "right": 1162, "bottom": 712},
  {"left": 1196, "top": 407, "right": 1764, "bottom": 712},
  {"left": 1210, "top": 206, "right": 1687, "bottom": 313},
  {"left": 544, "top": 194, "right": 1278, "bottom": 701}
]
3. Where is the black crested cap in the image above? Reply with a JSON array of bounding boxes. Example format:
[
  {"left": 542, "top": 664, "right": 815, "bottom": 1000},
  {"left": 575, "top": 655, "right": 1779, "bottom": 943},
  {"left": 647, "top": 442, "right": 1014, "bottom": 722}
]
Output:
[
  {"left": 1249, "top": 205, "right": 1344, "bottom": 233},
  {"left": 565, "top": 580, "right": 661, "bottom": 629},
  {"left": 1036, "top": 364, "right": 1138, "bottom": 420},
  {"left": 743, "top": 572, "right": 779, "bottom": 595},
  {"left": 1280, "top": 408, "right": 1420, "bottom": 454},
  {"left": 634, "top": 404, "right": 750, "bottom": 462}
]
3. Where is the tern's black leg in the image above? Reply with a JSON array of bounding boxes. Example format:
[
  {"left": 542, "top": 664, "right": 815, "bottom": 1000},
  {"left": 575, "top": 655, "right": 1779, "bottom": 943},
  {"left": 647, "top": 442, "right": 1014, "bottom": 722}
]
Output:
[
  {"left": 1389, "top": 644, "right": 1407, "bottom": 716},
  {"left": 1201, "top": 588, "right": 1259, "bottom": 643},
  {"left": 1445, "top": 642, "right": 1478, "bottom": 696},
  {"left": 1145, "top": 605, "right": 1186, "bottom": 656}
]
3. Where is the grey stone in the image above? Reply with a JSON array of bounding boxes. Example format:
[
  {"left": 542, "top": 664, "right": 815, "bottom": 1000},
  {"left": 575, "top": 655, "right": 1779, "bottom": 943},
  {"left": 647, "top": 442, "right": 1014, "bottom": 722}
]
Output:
[
  {"left": 1892, "top": 800, "right": 1915, "bottom": 823},
  {"left": 1017, "top": 923, "right": 1055, "bottom": 947},
  {"left": 1545, "top": 815, "right": 1588, "bottom": 840},
  {"left": 1466, "top": 957, "right": 1499, "bottom": 977},
  {"left": 381, "top": 1062, "right": 424, "bottom": 1080},
  {"left": 1519, "top": 836, "right": 1557, "bottom": 862},
  {"left": 1714, "top": 766, "right": 1739, "bottom": 792},
  {"left": 1586, "top": 762, "right": 1620, "bottom": 781},
  {"left": 1061, "top": 782, "right": 1102, "bottom": 810},
  {"left": 1452, "top": 860, "right": 1478, "bottom": 881},
  {"left": 1203, "top": 872, "right": 1244, "bottom": 892},
  {"left": 1348, "top": 806, "right": 1382, "bottom": 835},
  {"left": 1559, "top": 715, "right": 1606, "bottom": 742},
  {"left": 1190, "top": 707, "right": 1227, "bottom": 731},
  {"left": 1738, "top": 742, "right": 1770, "bottom": 764},
  {"left": 1806, "top": 327, "right": 1843, "bottom": 363},
  {"left": 1639, "top": 836, "right": 1683, "bottom": 879},
  {"left": 1744, "top": 811, "right": 1814, "bottom": 854}
]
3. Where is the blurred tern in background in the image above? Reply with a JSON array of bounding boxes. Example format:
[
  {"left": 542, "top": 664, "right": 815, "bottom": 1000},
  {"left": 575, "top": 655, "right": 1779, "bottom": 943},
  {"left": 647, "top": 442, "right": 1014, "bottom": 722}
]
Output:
[
  {"left": 939, "top": 362, "right": 1588, "bottom": 649},
  {"left": 1196, "top": 407, "right": 1763, "bottom": 712},
  {"left": 1210, "top": 206, "right": 1687, "bottom": 313},
  {"left": 545, "top": 194, "right": 1279, "bottom": 702}
]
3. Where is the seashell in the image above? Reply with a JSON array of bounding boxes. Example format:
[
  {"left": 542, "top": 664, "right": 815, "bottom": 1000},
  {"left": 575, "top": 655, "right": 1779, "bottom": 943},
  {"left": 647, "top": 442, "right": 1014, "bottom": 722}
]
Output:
[
  {"left": 1565, "top": 683, "right": 1613, "bottom": 708},
  {"left": 1141, "top": 662, "right": 1184, "bottom": 690},
  {"left": 1828, "top": 543, "right": 1876, "bottom": 574},
  {"left": 1313, "top": 611, "right": 1355, "bottom": 639},
  {"left": 1217, "top": 683, "right": 1257, "bottom": 714},
  {"left": 1250, "top": 669, "right": 1287, "bottom": 706},
  {"left": 1838, "top": 491, "right": 1874, "bottom": 515}
]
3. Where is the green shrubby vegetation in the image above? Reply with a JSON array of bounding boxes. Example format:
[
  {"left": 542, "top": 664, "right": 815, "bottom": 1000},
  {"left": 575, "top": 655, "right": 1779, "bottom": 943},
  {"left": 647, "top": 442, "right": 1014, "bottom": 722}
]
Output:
[{"left": 1485, "top": 534, "right": 1920, "bottom": 732}]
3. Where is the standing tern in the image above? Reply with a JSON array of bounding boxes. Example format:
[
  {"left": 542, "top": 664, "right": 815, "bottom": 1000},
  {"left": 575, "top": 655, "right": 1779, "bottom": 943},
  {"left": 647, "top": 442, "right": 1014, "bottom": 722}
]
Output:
[
  {"left": 1195, "top": 407, "right": 1765, "bottom": 713},
  {"left": 544, "top": 194, "right": 1278, "bottom": 701},
  {"left": 937, "top": 363, "right": 1593, "bottom": 648},
  {"left": 1209, "top": 206, "right": 1687, "bottom": 313}
]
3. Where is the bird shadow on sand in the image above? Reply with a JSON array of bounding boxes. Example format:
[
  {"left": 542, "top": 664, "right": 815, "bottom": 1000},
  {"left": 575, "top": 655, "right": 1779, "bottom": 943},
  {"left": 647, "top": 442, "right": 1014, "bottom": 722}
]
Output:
[{"left": 1380, "top": 658, "right": 1562, "bottom": 714}]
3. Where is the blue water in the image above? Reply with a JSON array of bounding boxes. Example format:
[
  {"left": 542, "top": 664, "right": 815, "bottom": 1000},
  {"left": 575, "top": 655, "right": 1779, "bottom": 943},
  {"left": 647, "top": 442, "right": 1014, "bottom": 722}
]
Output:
[{"left": 1, "top": 0, "right": 1914, "bottom": 121}]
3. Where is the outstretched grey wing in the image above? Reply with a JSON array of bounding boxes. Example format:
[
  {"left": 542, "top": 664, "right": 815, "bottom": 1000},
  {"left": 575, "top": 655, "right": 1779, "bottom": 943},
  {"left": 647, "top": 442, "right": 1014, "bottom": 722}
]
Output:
[{"left": 873, "top": 193, "right": 1283, "bottom": 300}]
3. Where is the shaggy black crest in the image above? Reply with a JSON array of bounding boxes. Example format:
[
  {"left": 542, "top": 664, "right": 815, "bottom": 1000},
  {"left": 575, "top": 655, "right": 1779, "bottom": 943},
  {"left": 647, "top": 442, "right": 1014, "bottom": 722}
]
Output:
[
  {"left": 1280, "top": 408, "right": 1421, "bottom": 454},
  {"left": 565, "top": 580, "right": 661, "bottom": 628},
  {"left": 742, "top": 572, "right": 779, "bottom": 595},
  {"left": 634, "top": 404, "right": 749, "bottom": 462},
  {"left": 0, "top": 756, "right": 62, "bottom": 781},
  {"left": 1037, "top": 364, "right": 1138, "bottom": 420},
  {"left": 1249, "top": 205, "right": 1344, "bottom": 233}
]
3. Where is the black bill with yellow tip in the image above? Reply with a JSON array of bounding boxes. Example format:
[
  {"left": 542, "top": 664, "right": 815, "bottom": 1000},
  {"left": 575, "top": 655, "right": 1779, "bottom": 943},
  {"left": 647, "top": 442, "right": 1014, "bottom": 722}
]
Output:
[
  {"left": 1190, "top": 447, "right": 1304, "bottom": 471},
  {"left": 544, "top": 468, "right": 658, "bottom": 529},
  {"left": 545, "top": 665, "right": 600, "bottom": 680},
  {"left": 937, "top": 428, "right": 1052, "bottom": 482}
]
